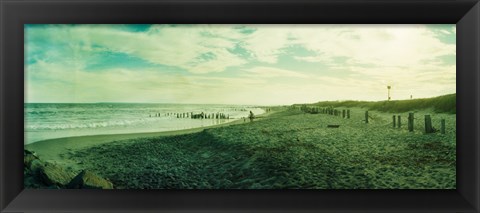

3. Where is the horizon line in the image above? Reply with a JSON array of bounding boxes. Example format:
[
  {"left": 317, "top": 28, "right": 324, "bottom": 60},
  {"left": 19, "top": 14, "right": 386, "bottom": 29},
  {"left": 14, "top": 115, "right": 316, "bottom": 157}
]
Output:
[{"left": 24, "top": 92, "right": 455, "bottom": 106}]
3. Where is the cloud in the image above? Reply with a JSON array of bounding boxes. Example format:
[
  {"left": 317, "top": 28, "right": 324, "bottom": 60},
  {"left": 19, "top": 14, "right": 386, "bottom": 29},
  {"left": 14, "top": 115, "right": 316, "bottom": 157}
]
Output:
[
  {"left": 288, "top": 25, "right": 455, "bottom": 68},
  {"left": 25, "top": 24, "right": 456, "bottom": 104},
  {"left": 25, "top": 59, "right": 268, "bottom": 103},
  {"left": 26, "top": 25, "right": 248, "bottom": 74},
  {"left": 242, "top": 27, "right": 291, "bottom": 63},
  {"left": 243, "top": 66, "right": 308, "bottom": 78}
]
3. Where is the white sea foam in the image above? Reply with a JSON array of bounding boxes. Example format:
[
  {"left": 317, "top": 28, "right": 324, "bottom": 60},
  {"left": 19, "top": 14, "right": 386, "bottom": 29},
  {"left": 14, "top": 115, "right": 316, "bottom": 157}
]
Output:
[{"left": 24, "top": 103, "right": 265, "bottom": 144}]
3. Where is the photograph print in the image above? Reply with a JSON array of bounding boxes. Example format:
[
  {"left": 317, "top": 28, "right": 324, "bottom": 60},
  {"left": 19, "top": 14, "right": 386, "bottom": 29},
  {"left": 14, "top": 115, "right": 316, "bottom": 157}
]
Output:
[{"left": 24, "top": 24, "right": 456, "bottom": 189}]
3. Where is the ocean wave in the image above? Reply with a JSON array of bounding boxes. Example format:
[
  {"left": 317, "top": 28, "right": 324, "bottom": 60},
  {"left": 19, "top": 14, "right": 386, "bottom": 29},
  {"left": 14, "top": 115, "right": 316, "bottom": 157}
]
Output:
[
  {"left": 25, "top": 105, "right": 265, "bottom": 131},
  {"left": 26, "top": 118, "right": 164, "bottom": 130}
]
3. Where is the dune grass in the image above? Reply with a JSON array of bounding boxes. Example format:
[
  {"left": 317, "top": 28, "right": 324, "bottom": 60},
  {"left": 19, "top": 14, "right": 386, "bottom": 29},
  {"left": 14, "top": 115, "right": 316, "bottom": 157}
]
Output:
[{"left": 304, "top": 93, "right": 456, "bottom": 114}]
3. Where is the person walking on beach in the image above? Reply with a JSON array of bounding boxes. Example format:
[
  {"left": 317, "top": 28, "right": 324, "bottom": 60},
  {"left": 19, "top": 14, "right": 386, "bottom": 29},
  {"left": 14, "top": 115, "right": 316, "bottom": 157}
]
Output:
[{"left": 248, "top": 111, "right": 255, "bottom": 122}]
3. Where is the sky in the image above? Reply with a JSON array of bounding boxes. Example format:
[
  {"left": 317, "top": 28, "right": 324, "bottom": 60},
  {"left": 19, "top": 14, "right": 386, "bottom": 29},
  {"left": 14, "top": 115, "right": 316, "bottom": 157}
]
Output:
[{"left": 25, "top": 24, "right": 456, "bottom": 105}]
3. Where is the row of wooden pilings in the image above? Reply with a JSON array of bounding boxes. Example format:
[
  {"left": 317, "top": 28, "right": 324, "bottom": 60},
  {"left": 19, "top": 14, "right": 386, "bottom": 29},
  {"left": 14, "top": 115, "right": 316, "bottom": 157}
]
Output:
[
  {"left": 300, "top": 105, "right": 351, "bottom": 119},
  {"left": 364, "top": 111, "right": 446, "bottom": 134},
  {"left": 298, "top": 105, "right": 447, "bottom": 134},
  {"left": 151, "top": 112, "right": 230, "bottom": 119}
]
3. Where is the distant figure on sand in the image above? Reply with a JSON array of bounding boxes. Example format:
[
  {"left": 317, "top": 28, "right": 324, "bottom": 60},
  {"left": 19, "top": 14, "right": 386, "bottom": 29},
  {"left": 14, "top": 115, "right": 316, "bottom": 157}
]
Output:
[{"left": 248, "top": 111, "right": 255, "bottom": 122}]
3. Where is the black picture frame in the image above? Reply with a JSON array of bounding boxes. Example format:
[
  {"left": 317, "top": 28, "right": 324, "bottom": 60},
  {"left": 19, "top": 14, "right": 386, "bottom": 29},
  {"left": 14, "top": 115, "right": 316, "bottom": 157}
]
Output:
[{"left": 1, "top": 0, "right": 479, "bottom": 212}]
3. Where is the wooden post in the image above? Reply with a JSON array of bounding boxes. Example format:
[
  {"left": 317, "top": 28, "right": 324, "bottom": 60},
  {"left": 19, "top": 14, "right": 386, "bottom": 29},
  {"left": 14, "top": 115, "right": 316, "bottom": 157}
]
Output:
[
  {"left": 441, "top": 119, "right": 445, "bottom": 134},
  {"left": 342, "top": 110, "right": 346, "bottom": 118},
  {"left": 347, "top": 110, "right": 350, "bottom": 119},
  {"left": 365, "top": 111, "right": 369, "bottom": 123},
  {"left": 408, "top": 113, "right": 414, "bottom": 132},
  {"left": 397, "top": 115, "right": 401, "bottom": 128},
  {"left": 393, "top": 115, "right": 396, "bottom": 128},
  {"left": 425, "top": 115, "right": 433, "bottom": 133}
]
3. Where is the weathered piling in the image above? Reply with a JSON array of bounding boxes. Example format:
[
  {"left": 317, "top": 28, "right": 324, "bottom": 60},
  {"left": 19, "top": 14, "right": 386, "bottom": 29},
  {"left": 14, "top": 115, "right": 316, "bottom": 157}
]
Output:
[
  {"left": 347, "top": 110, "right": 350, "bottom": 119},
  {"left": 365, "top": 111, "right": 369, "bottom": 123},
  {"left": 425, "top": 115, "right": 434, "bottom": 133},
  {"left": 393, "top": 115, "right": 396, "bottom": 127},
  {"left": 441, "top": 119, "right": 446, "bottom": 134},
  {"left": 397, "top": 115, "right": 401, "bottom": 128},
  {"left": 342, "top": 110, "right": 346, "bottom": 118},
  {"left": 408, "top": 113, "right": 414, "bottom": 132}
]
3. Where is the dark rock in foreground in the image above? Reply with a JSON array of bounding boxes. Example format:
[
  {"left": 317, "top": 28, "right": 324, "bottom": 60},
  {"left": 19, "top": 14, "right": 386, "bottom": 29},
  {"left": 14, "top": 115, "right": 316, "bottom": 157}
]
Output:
[
  {"left": 67, "top": 170, "right": 114, "bottom": 189},
  {"left": 38, "top": 162, "right": 76, "bottom": 187},
  {"left": 24, "top": 149, "right": 113, "bottom": 189},
  {"left": 24, "top": 150, "right": 39, "bottom": 168}
]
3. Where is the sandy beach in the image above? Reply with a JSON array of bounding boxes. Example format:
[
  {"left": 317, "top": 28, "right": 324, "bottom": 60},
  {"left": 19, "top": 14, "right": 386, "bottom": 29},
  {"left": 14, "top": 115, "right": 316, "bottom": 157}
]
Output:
[
  {"left": 25, "top": 106, "right": 455, "bottom": 189},
  {"left": 25, "top": 109, "right": 276, "bottom": 170}
]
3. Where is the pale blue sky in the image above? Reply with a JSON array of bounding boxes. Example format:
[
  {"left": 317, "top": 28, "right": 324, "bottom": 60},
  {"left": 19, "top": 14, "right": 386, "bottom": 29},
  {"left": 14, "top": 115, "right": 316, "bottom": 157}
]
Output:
[{"left": 25, "top": 24, "right": 456, "bottom": 105}]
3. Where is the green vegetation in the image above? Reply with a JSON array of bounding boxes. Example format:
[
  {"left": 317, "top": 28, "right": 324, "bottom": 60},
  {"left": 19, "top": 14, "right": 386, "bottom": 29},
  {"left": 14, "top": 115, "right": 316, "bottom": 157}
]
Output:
[
  {"left": 304, "top": 93, "right": 456, "bottom": 114},
  {"left": 71, "top": 108, "right": 455, "bottom": 189}
]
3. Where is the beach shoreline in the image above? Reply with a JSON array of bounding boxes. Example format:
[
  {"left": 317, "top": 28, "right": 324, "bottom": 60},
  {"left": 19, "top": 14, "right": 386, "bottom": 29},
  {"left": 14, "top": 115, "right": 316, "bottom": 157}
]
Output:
[
  {"left": 25, "top": 108, "right": 280, "bottom": 168},
  {"left": 25, "top": 107, "right": 455, "bottom": 189}
]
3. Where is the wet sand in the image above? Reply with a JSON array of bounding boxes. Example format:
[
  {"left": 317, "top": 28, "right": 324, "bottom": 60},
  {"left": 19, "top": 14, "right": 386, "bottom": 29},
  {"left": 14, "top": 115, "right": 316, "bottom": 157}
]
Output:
[{"left": 25, "top": 109, "right": 277, "bottom": 169}]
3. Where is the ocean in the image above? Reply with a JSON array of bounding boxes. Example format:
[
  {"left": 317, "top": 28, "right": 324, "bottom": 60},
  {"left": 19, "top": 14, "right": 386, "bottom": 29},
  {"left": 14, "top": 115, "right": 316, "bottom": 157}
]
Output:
[{"left": 24, "top": 103, "right": 265, "bottom": 144}]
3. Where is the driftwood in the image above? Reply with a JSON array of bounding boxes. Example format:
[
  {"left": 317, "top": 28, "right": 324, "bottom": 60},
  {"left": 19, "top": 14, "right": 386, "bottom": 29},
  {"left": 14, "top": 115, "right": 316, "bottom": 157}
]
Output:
[{"left": 327, "top": 125, "right": 340, "bottom": 128}]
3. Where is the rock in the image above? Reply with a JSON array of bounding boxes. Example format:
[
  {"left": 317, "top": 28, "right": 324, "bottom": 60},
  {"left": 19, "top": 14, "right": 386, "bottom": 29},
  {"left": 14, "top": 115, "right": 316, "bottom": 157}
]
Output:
[
  {"left": 29, "top": 159, "right": 44, "bottom": 174},
  {"left": 24, "top": 149, "right": 38, "bottom": 157},
  {"left": 24, "top": 150, "right": 39, "bottom": 167},
  {"left": 38, "top": 162, "right": 75, "bottom": 187},
  {"left": 67, "top": 170, "right": 114, "bottom": 189}
]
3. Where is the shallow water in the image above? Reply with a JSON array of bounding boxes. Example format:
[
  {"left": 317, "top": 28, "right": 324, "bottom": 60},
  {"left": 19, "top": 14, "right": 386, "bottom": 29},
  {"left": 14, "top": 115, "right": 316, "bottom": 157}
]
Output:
[{"left": 25, "top": 103, "right": 265, "bottom": 144}]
